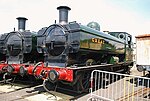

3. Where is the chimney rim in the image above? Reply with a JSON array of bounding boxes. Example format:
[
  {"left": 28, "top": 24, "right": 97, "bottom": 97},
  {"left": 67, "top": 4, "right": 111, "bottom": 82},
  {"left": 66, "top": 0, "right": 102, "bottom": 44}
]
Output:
[
  {"left": 57, "top": 6, "right": 71, "bottom": 10},
  {"left": 16, "top": 17, "right": 28, "bottom": 20}
]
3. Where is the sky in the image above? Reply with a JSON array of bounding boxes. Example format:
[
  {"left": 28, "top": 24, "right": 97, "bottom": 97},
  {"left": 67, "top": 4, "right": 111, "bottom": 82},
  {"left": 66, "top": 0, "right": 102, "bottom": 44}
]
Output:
[{"left": 0, "top": 0, "right": 150, "bottom": 42}]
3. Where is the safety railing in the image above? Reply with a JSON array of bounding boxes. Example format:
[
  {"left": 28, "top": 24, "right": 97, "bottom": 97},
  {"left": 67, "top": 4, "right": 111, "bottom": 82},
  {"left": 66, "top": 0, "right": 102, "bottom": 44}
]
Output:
[{"left": 88, "top": 70, "right": 150, "bottom": 101}]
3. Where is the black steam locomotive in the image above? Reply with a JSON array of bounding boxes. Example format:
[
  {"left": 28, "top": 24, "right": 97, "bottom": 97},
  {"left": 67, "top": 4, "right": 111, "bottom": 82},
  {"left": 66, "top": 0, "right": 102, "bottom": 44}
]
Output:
[{"left": 30, "top": 6, "right": 133, "bottom": 93}]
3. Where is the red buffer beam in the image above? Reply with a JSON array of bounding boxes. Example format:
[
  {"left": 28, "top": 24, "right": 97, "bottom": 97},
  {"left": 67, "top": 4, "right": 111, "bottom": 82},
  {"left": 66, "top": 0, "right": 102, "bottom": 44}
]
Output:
[{"left": 19, "top": 62, "right": 73, "bottom": 82}]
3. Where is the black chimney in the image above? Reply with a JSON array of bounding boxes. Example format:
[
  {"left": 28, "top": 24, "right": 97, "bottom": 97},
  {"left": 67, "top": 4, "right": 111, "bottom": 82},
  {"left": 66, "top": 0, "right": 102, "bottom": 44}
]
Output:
[
  {"left": 57, "top": 6, "right": 71, "bottom": 25},
  {"left": 16, "top": 17, "right": 28, "bottom": 31}
]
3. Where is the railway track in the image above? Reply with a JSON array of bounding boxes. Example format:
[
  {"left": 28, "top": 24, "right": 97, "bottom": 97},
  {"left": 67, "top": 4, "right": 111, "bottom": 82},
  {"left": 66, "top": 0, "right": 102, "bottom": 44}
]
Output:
[{"left": 0, "top": 80, "right": 85, "bottom": 101}]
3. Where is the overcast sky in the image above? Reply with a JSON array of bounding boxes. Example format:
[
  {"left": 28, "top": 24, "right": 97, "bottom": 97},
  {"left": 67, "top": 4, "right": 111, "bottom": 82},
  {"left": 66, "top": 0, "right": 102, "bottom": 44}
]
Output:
[{"left": 0, "top": 0, "right": 150, "bottom": 41}]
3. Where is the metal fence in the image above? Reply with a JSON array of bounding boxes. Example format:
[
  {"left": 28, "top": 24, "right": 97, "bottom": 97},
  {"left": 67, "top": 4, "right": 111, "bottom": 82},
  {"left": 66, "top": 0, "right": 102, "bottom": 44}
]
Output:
[{"left": 88, "top": 70, "right": 150, "bottom": 101}]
